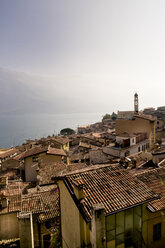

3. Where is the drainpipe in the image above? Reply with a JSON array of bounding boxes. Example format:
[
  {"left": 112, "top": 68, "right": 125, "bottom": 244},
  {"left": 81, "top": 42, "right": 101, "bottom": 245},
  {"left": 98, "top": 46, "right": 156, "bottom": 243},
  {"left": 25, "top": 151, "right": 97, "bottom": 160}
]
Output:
[{"left": 30, "top": 212, "right": 34, "bottom": 248}]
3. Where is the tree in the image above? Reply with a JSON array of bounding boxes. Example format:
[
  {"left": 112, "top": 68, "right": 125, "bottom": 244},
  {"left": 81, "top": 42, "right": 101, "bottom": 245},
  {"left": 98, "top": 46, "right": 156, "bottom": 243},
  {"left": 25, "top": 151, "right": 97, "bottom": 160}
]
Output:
[
  {"left": 111, "top": 112, "right": 117, "bottom": 120},
  {"left": 102, "top": 113, "right": 111, "bottom": 121},
  {"left": 60, "top": 128, "right": 75, "bottom": 136}
]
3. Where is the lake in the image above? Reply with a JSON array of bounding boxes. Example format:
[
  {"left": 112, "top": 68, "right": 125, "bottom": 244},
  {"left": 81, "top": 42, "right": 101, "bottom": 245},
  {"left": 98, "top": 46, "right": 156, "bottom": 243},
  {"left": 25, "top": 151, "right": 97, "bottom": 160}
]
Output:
[{"left": 0, "top": 112, "right": 103, "bottom": 148}]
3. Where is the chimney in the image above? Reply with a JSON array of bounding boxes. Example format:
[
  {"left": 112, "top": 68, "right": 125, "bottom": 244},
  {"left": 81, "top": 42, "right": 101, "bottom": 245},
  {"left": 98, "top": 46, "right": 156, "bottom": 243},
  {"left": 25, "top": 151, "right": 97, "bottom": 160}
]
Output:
[
  {"left": 91, "top": 203, "right": 106, "bottom": 248},
  {"left": 72, "top": 178, "right": 84, "bottom": 200}
]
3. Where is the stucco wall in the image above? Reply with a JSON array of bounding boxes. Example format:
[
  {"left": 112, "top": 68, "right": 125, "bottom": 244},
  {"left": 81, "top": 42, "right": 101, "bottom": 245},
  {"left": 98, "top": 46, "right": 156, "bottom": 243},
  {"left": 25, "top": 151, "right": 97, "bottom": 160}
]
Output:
[
  {"left": 0, "top": 212, "right": 19, "bottom": 240},
  {"left": 120, "top": 140, "right": 149, "bottom": 157},
  {"left": 58, "top": 180, "right": 91, "bottom": 248},
  {"left": 107, "top": 140, "right": 149, "bottom": 158},
  {"left": 116, "top": 117, "right": 156, "bottom": 149},
  {"left": 142, "top": 204, "right": 165, "bottom": 248}
]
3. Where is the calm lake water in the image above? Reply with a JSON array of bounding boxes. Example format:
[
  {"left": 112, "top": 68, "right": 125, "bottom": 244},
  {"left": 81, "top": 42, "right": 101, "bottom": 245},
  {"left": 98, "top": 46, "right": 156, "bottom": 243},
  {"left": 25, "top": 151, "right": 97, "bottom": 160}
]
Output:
[{"left": 0, "top": 113, "right": 103, "bottom": 148}]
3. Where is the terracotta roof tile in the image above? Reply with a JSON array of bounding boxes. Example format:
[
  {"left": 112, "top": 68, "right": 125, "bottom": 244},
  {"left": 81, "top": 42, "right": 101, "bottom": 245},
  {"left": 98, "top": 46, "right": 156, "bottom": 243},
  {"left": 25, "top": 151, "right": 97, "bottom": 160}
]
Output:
[
  {"left": 39, "top": 162, "right": 67, "bottom": 185},
  {"left": 18, "top": 146, "right": 48, "bottom": 159},
  {"left": 18, "top": 146, "right": 66, "bottom": 160},
  {"left": 47, "top": 147, "right": 66, "bottom": 156},
  {"left": 136, "top": 167, "right": 165, "bottom": 212},
  {"left": 21, "top": 185, "right": 59, "bottom": 222},
  {"left": 61, "top": 164, "right": 157, "bottom": 220},
  {"left": 134, "top": 114, "right": 156, "bottom": 122},
  {"left": 0, "top": 181, "right": 22, "bottom": 214},
  {"left": 51, "top": 137, "right": 69, "bottom": 145},
  {"left": 0, "top": 148, "right": 19, "bottom": 159}
]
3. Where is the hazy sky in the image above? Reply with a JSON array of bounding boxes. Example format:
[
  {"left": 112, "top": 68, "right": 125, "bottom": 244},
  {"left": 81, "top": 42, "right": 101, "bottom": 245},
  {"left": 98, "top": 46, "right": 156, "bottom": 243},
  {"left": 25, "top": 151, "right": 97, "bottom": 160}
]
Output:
[{"left": 0, "top": 0, "right": 165, "bottom": 113}]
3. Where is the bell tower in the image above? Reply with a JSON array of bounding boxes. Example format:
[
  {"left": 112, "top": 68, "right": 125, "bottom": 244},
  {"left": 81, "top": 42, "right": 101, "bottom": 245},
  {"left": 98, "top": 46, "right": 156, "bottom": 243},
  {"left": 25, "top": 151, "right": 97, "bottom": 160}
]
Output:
[{"left": 134, "top": 93, "right": 138, "bottom": 114}]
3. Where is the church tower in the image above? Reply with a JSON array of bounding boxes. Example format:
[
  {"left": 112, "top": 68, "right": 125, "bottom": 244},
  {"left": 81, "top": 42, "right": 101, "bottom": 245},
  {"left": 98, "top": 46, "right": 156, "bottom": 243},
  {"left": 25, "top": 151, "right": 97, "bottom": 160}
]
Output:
[{"left": 134, "top": 93, "right": 138, "bottom": 114}]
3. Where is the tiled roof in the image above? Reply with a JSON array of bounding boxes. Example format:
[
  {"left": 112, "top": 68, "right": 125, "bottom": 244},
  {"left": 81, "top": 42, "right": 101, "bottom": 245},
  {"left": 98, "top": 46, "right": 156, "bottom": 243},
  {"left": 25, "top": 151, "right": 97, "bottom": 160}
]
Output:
[
  {"left": 0, "top": 148, "right": 18, "bottom": 159},
  {"left": 51, "top": 137, "right": 69, "bottom": 145},
  {"left": 21, "top": 185, "right": 59, "bottom": 222},
  {"left": 79, "top": 142, "right": 99, "bottom": 149},
  {"left": 58, "top": 164, "right": 158, "bottom": 221},
  {"left": 89, "top": 149, "right": 114, "bottom": 165},
  {"left": 134, "top": 114, "right": 156, "bottom": 122},
  {"left": 70, "top": 152, "right": 89, "bottom": 162},
  {"left": 79, "top": 142, "right": 91, "bottom": 149},
  {"left": 55, "top": 163, "right": 88, "bottom": 177},
  {"left": 18, "top": 146, "right": 66, "bottom": 160},
  {"left": 47, "top": 147, "right": 66, "bottom": 156},
  {"left": 18, "top": 146, "right": 48, "bottom": 159},
  {"left": 0, "top": 181, "right": 59, "bottom": 222},
  {"left": 152, "top": 149, "right": 165, "bottom": 155},
  {"left": 0, "top": 181, "right": 22, "bottom": 214},
  {"left": 158, "top": 159, "right": 165, "bottom": 167},
  {"left": 136, "top": 167, "right": 165, "bottom": 212},
  {"left": 39, "top": 162, "right": 67, "bottom": 185},
  {"left": 126, "top": 152, "right": 154, "bottom": 168},
  {"left": 0, "top": 169, "right": 21, "bottom": 180},
  {"left": 39, "top": 162, "right": 88, "bottom": 184}
]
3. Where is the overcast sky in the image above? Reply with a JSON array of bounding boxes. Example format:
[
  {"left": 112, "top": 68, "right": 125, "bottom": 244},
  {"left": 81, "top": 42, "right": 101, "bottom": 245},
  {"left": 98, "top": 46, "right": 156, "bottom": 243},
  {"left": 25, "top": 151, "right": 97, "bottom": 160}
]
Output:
[{"left": 0, "top": 0, "right": 165, "bottom": 113}]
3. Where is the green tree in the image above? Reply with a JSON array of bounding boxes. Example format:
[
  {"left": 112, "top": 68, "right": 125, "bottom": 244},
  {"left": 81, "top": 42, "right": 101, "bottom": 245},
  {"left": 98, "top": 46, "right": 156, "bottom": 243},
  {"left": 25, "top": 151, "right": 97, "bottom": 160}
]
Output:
[
  {"left": 60, "top": 128, "right": 75, "bottom": 136},
  {"left": 111, "top": 112, "right": 117, "bottom": 120},
  {"left": 102, "top": 113, "right": 111, "bottom": 121}
]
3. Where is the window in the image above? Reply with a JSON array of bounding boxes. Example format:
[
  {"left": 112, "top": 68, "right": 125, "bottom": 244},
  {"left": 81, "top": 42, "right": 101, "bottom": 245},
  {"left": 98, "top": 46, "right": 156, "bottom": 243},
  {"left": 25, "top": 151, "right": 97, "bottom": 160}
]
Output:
[
  {"left": 32, "top": 156, "right": 38, "bottom": 162},
  {"left": 153, "top": 223, "right": 161, "bottom": 241},
  {"left": 106, "top": 206, "right": 142, "bottom": 248}
]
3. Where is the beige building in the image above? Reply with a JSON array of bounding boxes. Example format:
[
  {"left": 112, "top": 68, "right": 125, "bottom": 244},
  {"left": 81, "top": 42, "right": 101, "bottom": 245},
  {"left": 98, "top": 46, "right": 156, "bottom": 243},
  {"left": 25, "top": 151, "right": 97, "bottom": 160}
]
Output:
[
  {"left": 54, "top": 164, "right": 159, "bottom": 248},
  {"left": 19, "top": 146, "right": 67, "bottom": 182},
  {"left": 116, "top": 115, "right": 156, "bottom": 150}
]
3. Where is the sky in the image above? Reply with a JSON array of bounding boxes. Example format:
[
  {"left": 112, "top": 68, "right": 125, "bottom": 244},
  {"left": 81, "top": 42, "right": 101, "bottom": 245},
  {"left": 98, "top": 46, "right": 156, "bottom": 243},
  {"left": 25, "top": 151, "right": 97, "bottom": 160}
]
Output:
[{"left": 0, "top": 0, "right": 165, "bottom": 114}]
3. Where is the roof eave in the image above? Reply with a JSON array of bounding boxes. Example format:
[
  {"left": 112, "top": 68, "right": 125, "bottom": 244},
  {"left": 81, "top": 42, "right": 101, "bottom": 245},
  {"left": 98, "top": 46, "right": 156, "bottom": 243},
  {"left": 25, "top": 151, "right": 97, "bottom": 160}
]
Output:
[{"left": 105, "top": 196, "right": 159, "bottom": 216}]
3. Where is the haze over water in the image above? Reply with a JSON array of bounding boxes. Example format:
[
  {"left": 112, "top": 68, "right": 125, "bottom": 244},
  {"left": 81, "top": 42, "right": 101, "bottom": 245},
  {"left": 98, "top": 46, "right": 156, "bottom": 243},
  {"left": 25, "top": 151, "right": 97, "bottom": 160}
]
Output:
[{"left": 0, "top": 113, "right": 102, "bottom": 148}]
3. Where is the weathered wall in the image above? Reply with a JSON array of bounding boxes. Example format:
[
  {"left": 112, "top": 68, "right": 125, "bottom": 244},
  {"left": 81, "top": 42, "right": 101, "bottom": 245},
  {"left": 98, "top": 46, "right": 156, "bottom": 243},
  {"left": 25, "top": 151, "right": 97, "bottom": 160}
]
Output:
[
  {"left": 25, "top": 153, "right": 63, "bottom": 182},
  {"left": 0, "top": 212, "right": 19, "bottom": 240},
  {"left": 90, "top": 150, "right": 109, "bottom": 164},
  {"left": 2, "top": 159, "right": 19, "bottom": 171},
  {"left": 156, "top": 130, "right": 165, "bottom": 142},
  {"left": 19, "top": 217, "right": 34, "bottom": 248}
]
